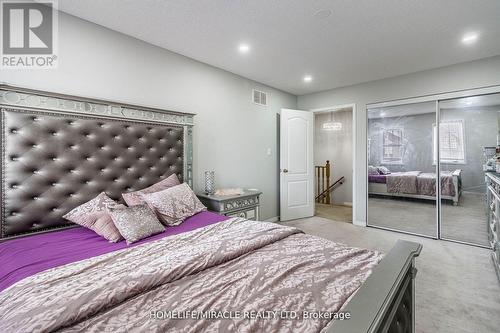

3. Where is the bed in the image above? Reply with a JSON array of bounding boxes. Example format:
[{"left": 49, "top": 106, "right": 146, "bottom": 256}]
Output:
[
  {"left": 0, "top": 84, "right": 422, "bottom": 333},
  {"left": 369, "top": 169, "right": 462, "bottom": 205}
]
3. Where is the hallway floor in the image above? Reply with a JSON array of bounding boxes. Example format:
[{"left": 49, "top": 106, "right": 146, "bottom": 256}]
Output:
[{"left": 315, "top": 203, "right": 352, "bottom": 223}]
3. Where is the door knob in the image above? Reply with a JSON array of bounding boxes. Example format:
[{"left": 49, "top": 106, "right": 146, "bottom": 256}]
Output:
[{"left": 283, "top": 169, "right": 289, "bottom": 173}]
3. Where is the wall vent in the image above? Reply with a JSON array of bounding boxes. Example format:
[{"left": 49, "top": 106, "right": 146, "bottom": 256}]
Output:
[{"left": 252, "top": 89, "right": 268, "bottom": 106}]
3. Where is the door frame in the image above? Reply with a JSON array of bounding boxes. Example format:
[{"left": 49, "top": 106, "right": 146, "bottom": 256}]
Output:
[{"left": 310, "top": 103, "right": 357, "bottom": 224}]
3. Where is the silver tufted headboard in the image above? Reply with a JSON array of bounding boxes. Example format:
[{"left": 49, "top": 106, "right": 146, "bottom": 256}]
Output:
[{"left": 0, "top": 84, "right": 194, "bottom": 240}]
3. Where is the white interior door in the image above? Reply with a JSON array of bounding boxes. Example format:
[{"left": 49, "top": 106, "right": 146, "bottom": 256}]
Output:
[{"left": 280, "top": 108, "right": 314, "bottom": 221}]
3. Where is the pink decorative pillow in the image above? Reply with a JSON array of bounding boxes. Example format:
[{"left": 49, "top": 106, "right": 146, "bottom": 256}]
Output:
[
  {"left": 63, "top": 192, "right": 124, "bottom": 242},
  {"left": 108, "top": 204, "right": 165, "bottom": 245},
  {"left": 140, "top": 183, "right": 206, "bottom": 226},
  {"left": 122, "top": 174, "right": 181, "bottom": 206}
]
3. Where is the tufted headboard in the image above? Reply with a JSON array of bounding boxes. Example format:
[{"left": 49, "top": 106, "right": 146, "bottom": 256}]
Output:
[{"left": 0, "top": 85, "right": 194, "bottom": 240}]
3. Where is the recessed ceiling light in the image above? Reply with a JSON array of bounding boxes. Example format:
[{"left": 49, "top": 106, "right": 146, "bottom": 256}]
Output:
[
  {"left": 314, "top": 9, "right": 332, "bottom": 19},
  {"left": 238, "top": 44, "right": 250, "bottom": 53},
  {"left": 461, "top": 32, "right": 479, "bottom": 45},
  {"left": 303, "top": 75, "right": 313, "bottom": 83}
]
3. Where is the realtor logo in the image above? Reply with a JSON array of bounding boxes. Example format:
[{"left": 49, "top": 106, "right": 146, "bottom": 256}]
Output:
[{"left": 1, "top": 0, "right": 58, "bottom": 68}]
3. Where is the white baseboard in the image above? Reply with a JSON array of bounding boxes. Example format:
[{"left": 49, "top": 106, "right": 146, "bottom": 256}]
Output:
[
  {"left": 264, "top": 216, "right": 280, "bottom": 223},
  {"left": 353, "top": 220, "right": 366, "bottom": 227}
]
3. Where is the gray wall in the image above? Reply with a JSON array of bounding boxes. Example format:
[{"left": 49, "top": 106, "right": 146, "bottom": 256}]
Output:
[
  {"left": 298, "top": 55, "right": 500, "bottom": 225},
  {"left": 314, "top": 110, "right": 353, "bottom": 204},
  {"left": 0, "top": 12, "right": 297, "bottom": 220},
  {"left": 441, "top": 106, "right": 499, "bottom": 191},
  {"left": 368, "top": 112, "right": 436, "bottom": 173}
]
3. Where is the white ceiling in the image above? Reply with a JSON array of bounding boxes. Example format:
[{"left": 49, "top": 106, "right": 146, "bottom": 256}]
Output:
[{"left": 58, "top": 0, "right": 500, "bottom": 95}]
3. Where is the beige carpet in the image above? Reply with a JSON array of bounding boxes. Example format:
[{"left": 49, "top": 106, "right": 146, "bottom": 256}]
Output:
[
  {"left": 281, "top": 216, "right": 500, "bottom": 333},
  {"left": 315, "top": 203, "right": 352, "bottom": 223},
  {"left": 368, "top": 191, "right": 489, "bottom": 246}
]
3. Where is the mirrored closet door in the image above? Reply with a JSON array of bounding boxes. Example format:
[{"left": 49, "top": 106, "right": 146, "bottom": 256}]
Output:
[
  {"left": 439, "top": 93, "right": 500, "bottom": 246},
  {"left": 367, "top": 101, "right": 437, "bottom": 238}
]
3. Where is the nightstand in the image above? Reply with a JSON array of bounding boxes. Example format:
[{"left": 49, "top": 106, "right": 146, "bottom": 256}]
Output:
[{"left": 197, "top": 190, "right": 262, "bottom": 220}]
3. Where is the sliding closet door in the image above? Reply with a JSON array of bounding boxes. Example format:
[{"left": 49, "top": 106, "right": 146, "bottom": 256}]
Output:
[
  {"left": 438, "top": 93, "right": 500, "bottom": 246},
  {"left": 367, "top": 102, "right": 437, "bottom": 238}
]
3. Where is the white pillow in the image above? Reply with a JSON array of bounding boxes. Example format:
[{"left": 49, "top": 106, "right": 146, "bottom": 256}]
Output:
[
  {"left": 368, "top": 165, "right": 379, "bottom": 175},
  {"left": 378, "top": 166, "right": 391, "bottom": 175}
]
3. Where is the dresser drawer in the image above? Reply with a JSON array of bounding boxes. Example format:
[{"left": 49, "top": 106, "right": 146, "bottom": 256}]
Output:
[{"left": 226, "top": 207, "right": 257, "bottom": 221}]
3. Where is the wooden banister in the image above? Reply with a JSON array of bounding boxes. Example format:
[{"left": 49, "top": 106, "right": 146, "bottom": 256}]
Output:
[
  {"left": 315, "top": 160, "right": 331, "bottom": 204},
  {"left": 316, "top": 176, "right": 345, "bottom": 203},
  {"left": 315, "top": 160, "right": 344, "bottom": 204}
]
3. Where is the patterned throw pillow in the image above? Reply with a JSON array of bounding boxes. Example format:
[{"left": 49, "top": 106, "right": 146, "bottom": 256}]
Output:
[
  {"left": 140, "top": 183, "right": 207, "bottom": 226},
  {"left": 378, "top": 166, "right": 391, "bottom": 175},
  {"left": 122, "top": 174, "right": 181, "bottom": 206},
  {"left": 107, "top": 204, "right": 165, "bottom": 245},
  {"left": 368, "top": 165, "right": 379, "bottom": 175},
  {"left": 63, "top": 192, "right": 124, "bottom": 242}
]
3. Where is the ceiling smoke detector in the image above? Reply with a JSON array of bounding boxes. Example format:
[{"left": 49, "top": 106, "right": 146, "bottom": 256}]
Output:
[{"left": 314, "top": 9, "right": 332, "bottom": 19}]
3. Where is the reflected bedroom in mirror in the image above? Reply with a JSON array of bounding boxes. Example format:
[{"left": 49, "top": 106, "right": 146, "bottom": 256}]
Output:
[{"left": 367, "top": 92, "right": 500, "bottom": 247}]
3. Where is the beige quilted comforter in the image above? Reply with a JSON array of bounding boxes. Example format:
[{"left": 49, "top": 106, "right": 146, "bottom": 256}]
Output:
[{"left": 0, "top": 218, "right": 382, "bottom": 333}]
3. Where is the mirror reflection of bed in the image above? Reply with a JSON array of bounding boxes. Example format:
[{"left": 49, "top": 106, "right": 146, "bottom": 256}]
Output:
[{"left": 367, "top": 94, "right": 500, "bottom": 247}]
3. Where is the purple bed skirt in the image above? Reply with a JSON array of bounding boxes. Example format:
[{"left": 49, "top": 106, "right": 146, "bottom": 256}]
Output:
[
  {"left": 0, "top": 211, "right": 228, "bottom": 293},
  {"left": 368, "top": 174, "right": 387, "bottom": 184}
]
